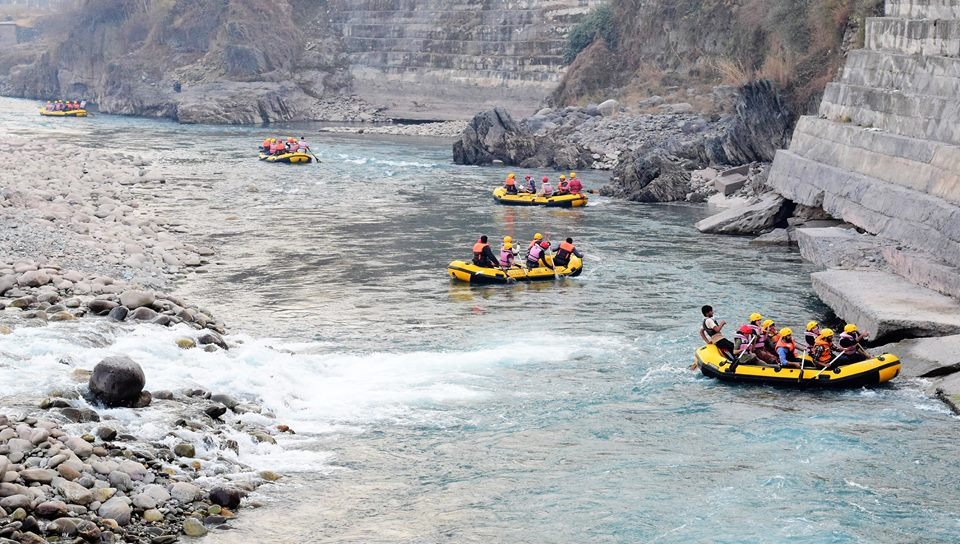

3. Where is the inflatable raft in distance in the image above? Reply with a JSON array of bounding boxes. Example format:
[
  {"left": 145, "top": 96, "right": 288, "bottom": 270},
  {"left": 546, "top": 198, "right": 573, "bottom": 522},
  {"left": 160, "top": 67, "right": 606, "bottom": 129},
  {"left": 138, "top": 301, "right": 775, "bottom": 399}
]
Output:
[
  {"left": 258, "top": 152, "right": 313, "bottom": 164},
  {"left": 694, "top": 344, "right": 900, "bottom": 389},
  {"left": 39, "top": 109, "right": 87, "bottom": 117},
  {"left": 447, "top": 255, "right": 583, "bottom": 284},
  {"left": 492, "top": 187, "right": 588, "bottom": 208}
]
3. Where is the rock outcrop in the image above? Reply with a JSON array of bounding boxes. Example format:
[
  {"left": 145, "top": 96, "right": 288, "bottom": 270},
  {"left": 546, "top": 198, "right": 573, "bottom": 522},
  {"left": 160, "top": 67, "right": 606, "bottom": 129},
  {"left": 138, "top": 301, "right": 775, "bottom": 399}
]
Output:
[
  {"left": 695, "top": 193, "right": 790, "bottom": 235},
  {"left": 452, "top": 108, "right": 543, "bottom": 166}
]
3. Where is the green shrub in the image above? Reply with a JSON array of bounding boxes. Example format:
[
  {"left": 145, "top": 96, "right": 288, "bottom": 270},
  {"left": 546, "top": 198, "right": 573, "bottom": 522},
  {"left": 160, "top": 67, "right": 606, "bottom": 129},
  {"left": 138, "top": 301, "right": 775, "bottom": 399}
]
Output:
[{"left": 564, "top": 5, "right": 617, "bottom": 64}]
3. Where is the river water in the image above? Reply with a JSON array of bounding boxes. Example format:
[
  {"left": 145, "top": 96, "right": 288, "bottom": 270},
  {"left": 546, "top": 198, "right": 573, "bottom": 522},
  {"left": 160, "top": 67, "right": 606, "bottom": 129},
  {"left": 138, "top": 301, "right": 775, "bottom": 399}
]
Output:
[{"left": 2, "top": 97, "right": 959, "bottom": 542}]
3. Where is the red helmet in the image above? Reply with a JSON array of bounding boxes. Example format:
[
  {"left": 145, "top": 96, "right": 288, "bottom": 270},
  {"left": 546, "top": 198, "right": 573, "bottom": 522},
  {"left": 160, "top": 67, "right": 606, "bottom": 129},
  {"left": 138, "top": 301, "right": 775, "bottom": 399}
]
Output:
[
  {"left": 540, "top": 241, "right": 549, "bottom": 248},
  {"left": 525, "top": 175, "right": 531, "bottom": 180},
  {"left": 542, "top": 176, "right": 548, "bottom": 183}
]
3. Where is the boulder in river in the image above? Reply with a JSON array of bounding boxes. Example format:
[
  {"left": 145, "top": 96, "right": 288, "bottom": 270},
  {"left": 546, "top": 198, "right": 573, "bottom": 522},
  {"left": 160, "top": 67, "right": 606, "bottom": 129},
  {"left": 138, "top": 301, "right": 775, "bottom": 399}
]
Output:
[
  {"left": 119, "top": 290, "right": 155, "bottom": 309},
  {"left": 452, "top": 107, "right": 544, "bottom": 167},
  {"left": 88, "top": 356, "right": 146, "bottom": 408},
  {"left": 695, "top": 192, "right": 791, "bottom": 235}
]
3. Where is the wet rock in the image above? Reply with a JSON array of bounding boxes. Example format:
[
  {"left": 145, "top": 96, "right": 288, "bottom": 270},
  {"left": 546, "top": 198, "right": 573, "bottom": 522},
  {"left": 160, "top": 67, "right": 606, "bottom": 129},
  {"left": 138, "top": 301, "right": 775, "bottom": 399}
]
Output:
[
  {"left": 0, "top": 495, "right": 30, "bottom": 511},
  {"left": 65, "top": 436, "right": 93, "bottom": 459},
  {"left": 53, "top": 477, "right": 93, "bottom": 505},
  {"left": 204, "top": 405, "right": 227, "bottom": 420},
  {"left": 47, "top": 517, "right": 80, "bottom": 535},
  {"left": 8, "top": 296, "right": 36, "bottom": 309},
  {"left": 208, "top": 486, "right": 242, "bottom": 509},
  {"left": 174, "top": 443, "right": 196, "bottom": 458},
  {"left": 56, "top": 464, "right": 81, "bottom": 481},
  {"left": 87, "top": 299, "right": 118, "bottom": 316},
  {"left": 108, "top": 305, "right": 129, "bottom": 321},
  {"left": 76, "top": 519, "right": 101, "bottom": 540},
  {"left": 258, "top": 470, "right": 282, "bottom": 482},
  {"left": 143, "top": 508, "right": 163, "bottom": 522},
  {"left": 452, "top": 107, "right": 543, "bottom": 167},
  {"left": 198, "top": 332, "right": 228, "bottom": 350},
  {"left": 89, "top": 356, "right": 145, "bottom": 407},
  {"left": 182, "top": 516, "right": 208, "bottom": 536},
  {"left": 20, "top": 468, "right": 56, "bottom": 484},
  {"left": 48, "top": 311, "right": 76, "bottom": 322},
  {"left": 210, "top": 394, "right": 238, "bottom": 410},
  {"left": 127, "top": 306, "right": 158, "bottom": 321},
  {"left": 176, "top": 338, "right": 196, "bottom": 349},
  {"left": 119, "top": 290, "right": 155, "bottom": 309},
  {"left": 153, "top": 390, "right": 174, "bottom": 400},
  {"left": 96, "top": 427, "right": 118, "bottom": 441},
  {"left": 132, "top": 390, "right": 152, "bottom": 408}
]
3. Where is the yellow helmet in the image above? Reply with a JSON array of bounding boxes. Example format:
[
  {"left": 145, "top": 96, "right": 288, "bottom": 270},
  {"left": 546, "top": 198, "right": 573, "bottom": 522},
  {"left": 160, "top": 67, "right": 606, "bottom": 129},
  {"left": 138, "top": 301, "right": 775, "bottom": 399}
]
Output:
[
  {"left": 503, "top": 236, "right": 512, "bottom": 244},
  {"left": 570, "top": 172, "right": 577, "bottom": 178},
  {"left": 504, "top": 242, "right": 513, "bottom": 250},
  {"left": 843, "top": 324, "right": 858, "bottom": 334},
  {"left": 749, "top": 313, "right": 763, "bottom": 322},
  {"left": 762, "top": 319, "right": 775, "bottom": 329},
  {"left": 779, "top": 327, "right": 793, "bottom": 337},
  {"left": 559, "top": 175, "right": 566, "bottom": 180},
  {"left": 534, "top": 233, "right": 543, "bottom": 240},
  {"left": 507, "top": 172, "right": 516, "bottom": 179},
  {"left": 820, "top": 328, "right": 835, "bottom": 338},
  {"left": 806, "top": 321, "right": 819, "bottom": 331}
]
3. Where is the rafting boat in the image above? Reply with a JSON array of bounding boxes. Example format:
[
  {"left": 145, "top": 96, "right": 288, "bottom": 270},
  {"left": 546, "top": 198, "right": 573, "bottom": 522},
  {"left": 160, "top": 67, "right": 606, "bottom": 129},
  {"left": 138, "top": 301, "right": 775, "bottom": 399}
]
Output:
[
  {"left": 39, "top": 109, "right": 87, "bottom": 117},
  {"left": 447, "top": 255, "right": 583, "bottom": 284},
  {"left": 492, "top": 187, "right": 588, "bottom": 208},
  {"left": 694, "top": 344, "right": 900, "bottom": 389},
  {"left": 258, "top": 152, "right": 313, "bottom": 164}
]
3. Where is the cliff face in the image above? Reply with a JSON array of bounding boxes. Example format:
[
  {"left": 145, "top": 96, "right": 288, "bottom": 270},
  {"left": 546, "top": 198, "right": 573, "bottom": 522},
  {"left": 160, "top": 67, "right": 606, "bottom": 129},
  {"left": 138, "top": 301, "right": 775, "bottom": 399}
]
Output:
[
  {"left": 324, "top": 0, "right": 605, "bottom": 120},
  {"left": 0, "top": 0, "right": 602, "bottom": 122},
  {"left": 0, "top": 0, "right": 351, "bottom": 123},
  {"left": 553, "top": 0, "right": 884, "bottom": 116}
]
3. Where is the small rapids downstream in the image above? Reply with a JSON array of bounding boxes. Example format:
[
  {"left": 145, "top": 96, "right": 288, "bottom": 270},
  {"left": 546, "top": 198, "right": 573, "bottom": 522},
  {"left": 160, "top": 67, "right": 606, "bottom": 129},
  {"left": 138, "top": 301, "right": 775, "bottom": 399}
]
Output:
[{"left": 2, "top": 98, "right": 959, "bottom": 542}]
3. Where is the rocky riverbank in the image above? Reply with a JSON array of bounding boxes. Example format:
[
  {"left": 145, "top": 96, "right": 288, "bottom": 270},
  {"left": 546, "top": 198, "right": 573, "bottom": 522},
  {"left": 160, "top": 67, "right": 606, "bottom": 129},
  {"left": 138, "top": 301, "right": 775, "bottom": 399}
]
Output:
[
  {"left": 318, "top": 120, "right": 467, "bottom": 139},
  {"left": 0, "top": 137, "right": 289, "bottom": 541},
  {"left": 453, "top": 81, "right": 794, "bottom": 203}
]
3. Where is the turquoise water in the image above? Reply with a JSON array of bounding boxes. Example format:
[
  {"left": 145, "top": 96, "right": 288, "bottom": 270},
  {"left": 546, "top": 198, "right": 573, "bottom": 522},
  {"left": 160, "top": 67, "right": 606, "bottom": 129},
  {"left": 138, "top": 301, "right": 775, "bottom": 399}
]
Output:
[{"left": 2, "top": 97, "right": 959, "bottom": 542}]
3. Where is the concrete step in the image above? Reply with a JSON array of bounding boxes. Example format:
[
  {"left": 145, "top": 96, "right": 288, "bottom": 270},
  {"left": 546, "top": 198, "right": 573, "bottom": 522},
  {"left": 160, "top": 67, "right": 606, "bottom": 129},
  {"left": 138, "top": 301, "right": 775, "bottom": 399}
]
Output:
[
  {"left": 819, "top": 82, "right": 960, "bottom": 145},
  {"left": 811, "top": 269, "right": 960, "bottom": 341},
  {"left": 883, "top": 246, "right": 960, "bottom": 298},
  {"left": 886, "top": 0, "right": 960, "bottom": 19},
  {"left": 788, "top": 117, "right": 960, "bottom": 205},
  {"left": 840, "top": 49, "right": 960, "bottom": 99},
  {"left": 768, "top": 149, "right": 960, "bottom": 267},
  {"left": 866, "top": 17, "right": 960, "bottom": 57}
]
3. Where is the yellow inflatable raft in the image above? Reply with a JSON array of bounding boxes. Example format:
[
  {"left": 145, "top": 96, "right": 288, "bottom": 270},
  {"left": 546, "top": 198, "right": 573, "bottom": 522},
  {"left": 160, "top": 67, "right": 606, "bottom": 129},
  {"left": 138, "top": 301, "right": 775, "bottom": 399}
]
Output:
[
  {"left": 39, "top": 109, "right": 87, "bottom": 117},
  {"left": 258, "top": 152, "right": 313, "bottom": 164},
  {"left": 694, "top": 344, "right": 900, "bottom": 389},
  {"left": 492, "top": 187, "right": 588, "bottom": 208},
  {"left": 447, "top": 255, "right": 583, "bottom": 284}
]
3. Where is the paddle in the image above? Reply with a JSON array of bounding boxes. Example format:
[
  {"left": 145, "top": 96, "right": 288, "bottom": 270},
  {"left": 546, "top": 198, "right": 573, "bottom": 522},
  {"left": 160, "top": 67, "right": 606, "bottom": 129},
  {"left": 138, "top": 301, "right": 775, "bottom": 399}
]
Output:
[
  {"left": 797, "top": 349, "right": 807, "bottom": 383},
  {"left": 813, "top": 352, "right": 845, "bottom": 379}
]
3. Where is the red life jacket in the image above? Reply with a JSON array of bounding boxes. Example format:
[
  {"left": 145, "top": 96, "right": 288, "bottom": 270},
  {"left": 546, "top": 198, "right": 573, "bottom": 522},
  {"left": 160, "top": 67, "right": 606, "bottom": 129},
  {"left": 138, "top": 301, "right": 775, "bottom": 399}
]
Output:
[
  {"left": 558, "top": 181, "right": 569, "bottom": 191},
  {"left": 505, "top": 178, "right": 516, "bottom": 187}
]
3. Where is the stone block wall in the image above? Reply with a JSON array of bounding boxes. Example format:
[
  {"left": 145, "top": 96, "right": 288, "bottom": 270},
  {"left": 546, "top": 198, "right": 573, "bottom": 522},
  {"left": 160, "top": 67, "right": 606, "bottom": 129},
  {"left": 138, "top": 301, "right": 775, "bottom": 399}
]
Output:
[
  {"left": 768, "top": 0, "right": 960, "bottom": 294},
  {"left": 324, "top": 0, "right": 604, "bottom": 119}
]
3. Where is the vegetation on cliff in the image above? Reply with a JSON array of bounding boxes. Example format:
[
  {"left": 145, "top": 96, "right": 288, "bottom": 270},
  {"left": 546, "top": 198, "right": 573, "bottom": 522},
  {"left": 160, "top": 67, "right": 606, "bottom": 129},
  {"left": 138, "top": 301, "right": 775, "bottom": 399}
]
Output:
[{"left": 554, "top": 0, "right": 884, "bottom": 115}]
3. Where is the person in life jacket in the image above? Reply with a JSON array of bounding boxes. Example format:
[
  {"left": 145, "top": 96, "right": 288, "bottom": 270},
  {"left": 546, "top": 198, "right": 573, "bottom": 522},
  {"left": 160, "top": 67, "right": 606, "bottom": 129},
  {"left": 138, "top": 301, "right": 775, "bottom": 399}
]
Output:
[
  {"left": 804, "top": 321, "right": 821, "bottom": 349},
  {"left": 774, "top": 328, "right": 803, "bottom": 368},
  {"left": 526, "top": 240, "right": 552, "bottom": 269},
  {"left": 699, "top": 305, "right": 736, "bottom": 361},
  {"left": 568, "top": 172, "right": 583, "bottom": 194},
  {"left": 298, "top": 137, "right": 309, "bottom": 152},
  {"left": 504, "top": 173, "right": 518, "bottom": 194},
  {"left": 556, "top": 175, "right": 569, "bottom": 195},
  {"left": 741, "top": 313, "right": 776, "bottom": 364},
  {"left": 527, "top": 233, "right": 543, "bottom": 252},
  {"left": 499, "top": 242, "right": 517, "bottom": 269},
  {"left": 472, "top": 235, "right": 500, "bottom": 268},
  {"left": 551, "top": 238, "right": 583, "bottom": 268},
  {"left": 44, "top": 101, "right": 53, "bottom": 111},
  {"left": 522, "top": 175, "right": 535, "bottom": 193},
  {"left": 761, "top": 319, "right": 779, "bottom": 352},
  {"left": 261, "top": 138, "right": 272, "bottom": 152},
  {"left": 836, "top": 324, "right": 870, "bottom": 365},
  {"left": 539, "top": 177, "right": 554, "bottom": 196},
  {"left": 813, "top": 328, "right": 839, "bottom": 368}
]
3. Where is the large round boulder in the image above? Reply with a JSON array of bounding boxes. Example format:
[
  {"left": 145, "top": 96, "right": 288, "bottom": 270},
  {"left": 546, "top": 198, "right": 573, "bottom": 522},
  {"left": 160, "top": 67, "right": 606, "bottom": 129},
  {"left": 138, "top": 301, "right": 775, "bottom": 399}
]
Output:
[{"left": 88, "top": 356, "right": 146, "bottom": 408}]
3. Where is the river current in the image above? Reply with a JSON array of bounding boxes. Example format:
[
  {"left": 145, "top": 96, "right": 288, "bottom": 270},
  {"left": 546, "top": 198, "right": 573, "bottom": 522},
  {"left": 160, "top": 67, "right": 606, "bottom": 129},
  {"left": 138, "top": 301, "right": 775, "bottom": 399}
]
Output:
[{"left": 2, "top": 97, "right": 959, "bottom": 543}]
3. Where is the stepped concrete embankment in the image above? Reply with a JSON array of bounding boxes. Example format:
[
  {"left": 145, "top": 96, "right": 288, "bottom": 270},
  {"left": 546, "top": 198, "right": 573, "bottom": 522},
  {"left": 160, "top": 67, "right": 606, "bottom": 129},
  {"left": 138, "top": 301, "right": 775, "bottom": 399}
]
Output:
[{"left": 765, "top": 0, "right": 960, "bottom": 405}]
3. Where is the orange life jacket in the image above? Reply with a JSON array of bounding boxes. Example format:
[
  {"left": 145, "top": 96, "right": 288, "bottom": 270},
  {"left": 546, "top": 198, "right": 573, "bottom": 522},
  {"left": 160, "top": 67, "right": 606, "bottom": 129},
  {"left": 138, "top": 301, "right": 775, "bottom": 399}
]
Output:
[
  {"left": 775, "top": 337, "right": 795, "bottom": 355},
  {"left": 814, "top": 337, "right": 834, "bottom": 363},
  {"left": 558, "top": 181, "right": 569, "bottom": 191},
  {"left": 559, "top": 241, "right": 574, "bottom": 253},
  {"left": 472, "top": 242, "right": 488, "bottom": 256},
  {"left": 505, "top": 178, "right": 516, "bottom": 187}
]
